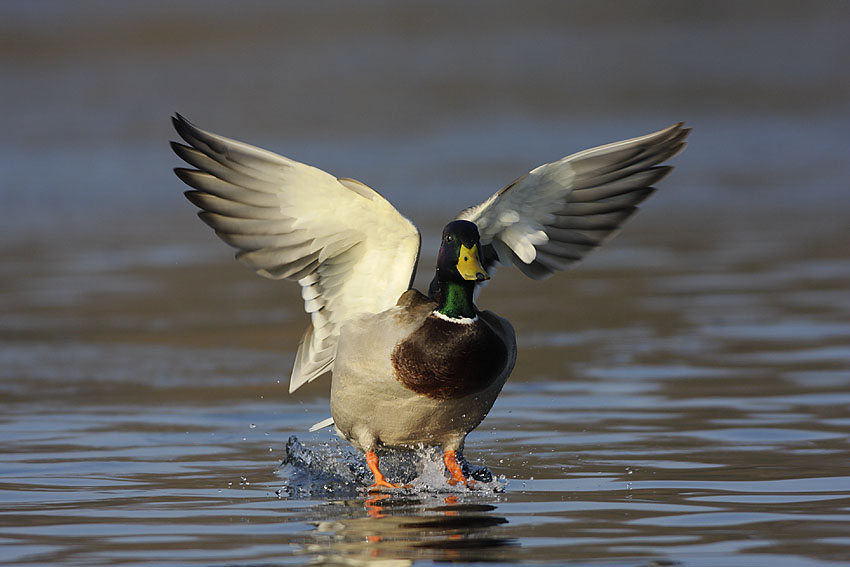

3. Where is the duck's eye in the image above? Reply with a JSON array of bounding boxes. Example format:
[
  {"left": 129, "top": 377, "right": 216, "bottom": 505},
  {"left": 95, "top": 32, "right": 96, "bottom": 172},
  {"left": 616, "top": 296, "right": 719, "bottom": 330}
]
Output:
[{"left": 445, "top": 235, "right": 454, "bottom": 243}]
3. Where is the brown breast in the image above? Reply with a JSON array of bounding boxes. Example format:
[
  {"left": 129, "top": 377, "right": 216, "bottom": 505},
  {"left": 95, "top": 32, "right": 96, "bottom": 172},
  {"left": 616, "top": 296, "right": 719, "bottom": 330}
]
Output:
[{"left": 391, "top": 314, "right": 509, "bottom": 400}]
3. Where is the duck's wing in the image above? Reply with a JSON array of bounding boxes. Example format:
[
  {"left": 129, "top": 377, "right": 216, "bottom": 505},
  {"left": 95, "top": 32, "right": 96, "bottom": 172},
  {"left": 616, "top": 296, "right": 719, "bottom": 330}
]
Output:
[
  {"left": 458, "top": 123, "right": 689, "bottom": 280},
  {"left": 171, "top": 114, "right": 421, "bottom": 393}
]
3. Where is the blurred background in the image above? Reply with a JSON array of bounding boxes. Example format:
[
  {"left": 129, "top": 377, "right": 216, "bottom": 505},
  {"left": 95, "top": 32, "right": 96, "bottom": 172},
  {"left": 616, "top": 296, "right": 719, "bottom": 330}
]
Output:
[{"left": 2, "top": 0, "right": 848, "bottom": 228}]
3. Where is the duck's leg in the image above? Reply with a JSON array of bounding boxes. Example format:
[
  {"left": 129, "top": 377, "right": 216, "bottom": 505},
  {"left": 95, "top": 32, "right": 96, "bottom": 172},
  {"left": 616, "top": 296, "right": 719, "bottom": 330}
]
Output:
[
  {"left": 443, "top": 449, "right": 472, "bottom": 487},
  {"left": 365, "top": 450, "right": 403, "bottom": 491}
]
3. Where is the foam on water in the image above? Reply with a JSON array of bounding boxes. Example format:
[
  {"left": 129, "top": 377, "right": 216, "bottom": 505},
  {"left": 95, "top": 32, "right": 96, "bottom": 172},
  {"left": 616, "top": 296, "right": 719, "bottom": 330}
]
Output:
[{"left": 276, "top": 436, "right": 506, "bottom": 498}]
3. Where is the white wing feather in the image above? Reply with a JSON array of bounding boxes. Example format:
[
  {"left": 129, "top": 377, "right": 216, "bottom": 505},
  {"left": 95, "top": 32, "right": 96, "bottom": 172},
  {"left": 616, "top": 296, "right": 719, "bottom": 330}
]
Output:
[
  {"left": 171, "top": 115, "right": 420, "bottom": 392},
  {"left": 458, "top": 123, "right": 689, "bottom": 279}
]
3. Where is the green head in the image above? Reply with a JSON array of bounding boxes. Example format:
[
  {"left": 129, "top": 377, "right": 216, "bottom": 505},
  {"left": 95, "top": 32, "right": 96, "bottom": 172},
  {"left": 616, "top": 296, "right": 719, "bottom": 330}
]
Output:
[
  {"left": 436, "top": 220, "right": 489, "bottom": 284},
  {"left": 433, "top": 220, "right": 489, "bottom": 319}
]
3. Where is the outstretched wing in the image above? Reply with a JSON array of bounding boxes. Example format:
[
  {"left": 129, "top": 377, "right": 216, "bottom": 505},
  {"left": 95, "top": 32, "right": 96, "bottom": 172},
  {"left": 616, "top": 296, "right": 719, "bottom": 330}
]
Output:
[
  {"left": 458, "top": 123, "right": 689, "bottom": 279},
  {"left": 171, "top": 114, "right": 421, "bottom": 392}
]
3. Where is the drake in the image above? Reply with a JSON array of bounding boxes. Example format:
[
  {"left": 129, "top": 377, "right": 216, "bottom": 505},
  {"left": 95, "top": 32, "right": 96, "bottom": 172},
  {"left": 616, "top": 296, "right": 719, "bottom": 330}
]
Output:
[{"left": 171, "top": 115, "right": 689, "bottom": 489}]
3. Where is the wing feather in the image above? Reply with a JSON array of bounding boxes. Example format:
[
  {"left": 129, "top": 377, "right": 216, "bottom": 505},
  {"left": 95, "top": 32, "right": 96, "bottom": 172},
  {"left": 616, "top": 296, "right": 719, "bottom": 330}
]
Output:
[
  {"left": 172, "top": 114, "right": 421, "bottom": 392},
  {"left": 458, "top": 123, "right": 689, "bottom": 280},
  {"left": 185, "top": 191, "right": 285, "bottom": 220},
  {"left": 175, "top": 168, "right": 283, "bottom": 206}
]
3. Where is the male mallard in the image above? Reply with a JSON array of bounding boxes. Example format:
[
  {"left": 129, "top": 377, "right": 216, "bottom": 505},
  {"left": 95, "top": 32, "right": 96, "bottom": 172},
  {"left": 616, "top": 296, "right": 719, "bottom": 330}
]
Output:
[{"left": 171, "top": 115, "right": 688, "bottom": 489}]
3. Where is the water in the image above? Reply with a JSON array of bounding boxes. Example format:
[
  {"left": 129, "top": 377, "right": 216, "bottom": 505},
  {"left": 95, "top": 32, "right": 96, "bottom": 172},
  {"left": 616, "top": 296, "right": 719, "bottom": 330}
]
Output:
[{"left": 2, "top": 2, "right": 850, "bottom": 566}]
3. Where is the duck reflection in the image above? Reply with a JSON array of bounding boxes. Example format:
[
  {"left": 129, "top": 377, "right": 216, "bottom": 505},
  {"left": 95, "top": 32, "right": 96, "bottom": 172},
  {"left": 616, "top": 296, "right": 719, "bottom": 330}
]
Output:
[{"left": 303, "top": 493, "right": 515, "bottom": 565}]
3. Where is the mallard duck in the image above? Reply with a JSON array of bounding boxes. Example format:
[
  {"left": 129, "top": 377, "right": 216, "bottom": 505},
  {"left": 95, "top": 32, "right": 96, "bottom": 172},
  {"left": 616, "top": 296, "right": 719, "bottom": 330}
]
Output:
[{"left": 171, "top": 115, "right": 688, "bottom": 489}]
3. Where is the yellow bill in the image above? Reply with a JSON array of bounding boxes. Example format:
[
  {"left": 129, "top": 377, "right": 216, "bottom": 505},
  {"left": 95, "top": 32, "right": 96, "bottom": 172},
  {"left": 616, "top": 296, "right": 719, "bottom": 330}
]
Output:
[{"left": 456, "top": 243, "right": 490, "bottom": 281}]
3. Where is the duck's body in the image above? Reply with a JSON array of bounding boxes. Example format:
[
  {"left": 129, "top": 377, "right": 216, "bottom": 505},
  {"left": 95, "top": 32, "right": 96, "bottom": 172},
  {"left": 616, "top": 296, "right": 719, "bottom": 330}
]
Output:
[
  {"left": 171, "top": 114, "right": 689, "bottom": 489},
  {"left": 332, "top": 289, "right": 515, "bottom": 454}
]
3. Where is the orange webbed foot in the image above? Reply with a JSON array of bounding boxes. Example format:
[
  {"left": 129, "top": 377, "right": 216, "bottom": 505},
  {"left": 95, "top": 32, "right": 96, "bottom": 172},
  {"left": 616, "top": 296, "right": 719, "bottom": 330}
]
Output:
[
  {"left": 444, "top": 449, "right": 476, "bottom": 489},
  {"left": 364, "top": 450, "right": 410, "bottom": 492}
]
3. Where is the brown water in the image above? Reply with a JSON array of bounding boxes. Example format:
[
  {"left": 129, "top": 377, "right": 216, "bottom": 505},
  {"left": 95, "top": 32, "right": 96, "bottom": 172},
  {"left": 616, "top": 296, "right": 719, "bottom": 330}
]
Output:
[{"left": 2, "top": 2, "right": 850, "bottom": 566}]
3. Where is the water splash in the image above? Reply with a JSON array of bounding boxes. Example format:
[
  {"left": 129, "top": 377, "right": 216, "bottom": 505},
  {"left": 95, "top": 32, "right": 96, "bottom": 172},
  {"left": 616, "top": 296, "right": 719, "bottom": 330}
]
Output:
[{"left": 276, "top": 436, "right": 505, "bottom": 498}]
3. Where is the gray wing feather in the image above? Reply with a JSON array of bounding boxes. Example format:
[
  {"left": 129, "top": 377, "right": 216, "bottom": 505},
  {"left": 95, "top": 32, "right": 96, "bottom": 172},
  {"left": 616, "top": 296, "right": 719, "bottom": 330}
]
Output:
[{"left": 459, "top": 123, "right": 689, "bottom": 280}]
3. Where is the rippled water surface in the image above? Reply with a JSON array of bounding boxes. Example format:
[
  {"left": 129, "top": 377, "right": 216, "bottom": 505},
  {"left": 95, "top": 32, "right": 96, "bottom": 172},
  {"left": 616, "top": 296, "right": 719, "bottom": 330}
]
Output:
[
  {"left": 3, "top": 211, "right": 848, "bottom": 566},
  {"left": 2, "top": 2, "right": 849, "bottom": 566}
]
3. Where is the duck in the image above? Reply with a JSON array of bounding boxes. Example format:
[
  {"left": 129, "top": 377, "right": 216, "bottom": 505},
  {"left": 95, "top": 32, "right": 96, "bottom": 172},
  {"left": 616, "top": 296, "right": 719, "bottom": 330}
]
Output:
[{"left": 171, "top": 114, "right": 689, "bottom": 490}]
